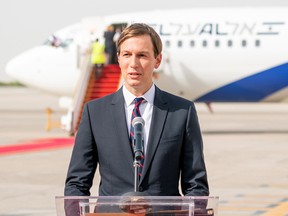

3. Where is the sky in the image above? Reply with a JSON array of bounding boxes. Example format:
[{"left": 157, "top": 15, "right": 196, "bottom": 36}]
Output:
[{"left": 0, "top": 0, "right": 287, "bottom": 82}]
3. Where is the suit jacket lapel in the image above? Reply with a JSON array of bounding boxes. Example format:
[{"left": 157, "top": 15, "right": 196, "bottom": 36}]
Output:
[
  {"left": 140, "top": 87, "right": 168, "bottom": 182},
  {"left": 111, "top": 88, "right": 135, "bottom": 174}
]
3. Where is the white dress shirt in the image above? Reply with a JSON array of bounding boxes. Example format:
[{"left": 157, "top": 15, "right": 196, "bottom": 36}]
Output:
[{"left": 123, "top": 84, "right": 155, "bottom": 153}]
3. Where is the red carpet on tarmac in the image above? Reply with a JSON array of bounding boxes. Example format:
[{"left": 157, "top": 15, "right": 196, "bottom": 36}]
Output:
[{"left": 0, "top": 138, "right": 75, "bottom": 155}]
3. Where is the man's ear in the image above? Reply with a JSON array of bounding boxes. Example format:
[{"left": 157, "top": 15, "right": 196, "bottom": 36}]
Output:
[{"left": 154, "top": 53, "right": 162, "bottom": 69}]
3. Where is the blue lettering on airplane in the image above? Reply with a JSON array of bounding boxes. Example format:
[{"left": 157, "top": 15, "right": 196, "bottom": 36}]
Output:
[{"left": 149, "top": 22, "right": 285, "bottom": 36}]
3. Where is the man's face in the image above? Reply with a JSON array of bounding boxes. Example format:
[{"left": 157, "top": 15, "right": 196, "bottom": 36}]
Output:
[{"left": 118, "top": 35, "right": 162, "bottom": 95}]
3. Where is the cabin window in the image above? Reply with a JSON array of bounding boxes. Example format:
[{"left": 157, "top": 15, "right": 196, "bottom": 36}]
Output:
[
  {"left": 190, "top": 40, "right": 195, "bottom": 47},
  {"left": 177, "top": 40, "right": 182, "bottom": 47},
  {"left": 165, "top": 40, "right": 170, "bottom": 48},
  {"left": 241, "top": 40, "right": 247, "bottom": 47},
  {"left": 255, "top": 40, "right": 260, "bottom": 47},
  {"left": 215, "top": 40, "right": 220, "bottom": 47},
  {"left": 227, "top": 40, "right": 233, "bottom": 47},
  {"left": 202, "top": 40, "right": 207, "bottom": 47}
]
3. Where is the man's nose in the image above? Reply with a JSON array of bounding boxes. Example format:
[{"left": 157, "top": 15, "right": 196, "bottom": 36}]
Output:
[{"left": 129, "top": 55, "right": 139, "bottom": 68}]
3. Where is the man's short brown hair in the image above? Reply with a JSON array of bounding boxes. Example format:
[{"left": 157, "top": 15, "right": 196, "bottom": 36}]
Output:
[{"left": 116, "top": 23, "right": 162, "bottom": 58}]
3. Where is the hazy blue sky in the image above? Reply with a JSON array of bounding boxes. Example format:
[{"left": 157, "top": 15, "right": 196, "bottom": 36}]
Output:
[{"left": 0, "top": 0, "right": 287, "bottom": 81}]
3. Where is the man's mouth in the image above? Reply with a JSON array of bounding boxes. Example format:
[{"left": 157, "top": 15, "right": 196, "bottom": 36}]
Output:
[{"left": 129, "top": 72, "right": 141, "bottom": 76}]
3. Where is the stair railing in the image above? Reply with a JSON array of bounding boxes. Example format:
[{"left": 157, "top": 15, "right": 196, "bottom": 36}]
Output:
[{"left": 70, "top": 46, "right": 92, "bottom": 135}]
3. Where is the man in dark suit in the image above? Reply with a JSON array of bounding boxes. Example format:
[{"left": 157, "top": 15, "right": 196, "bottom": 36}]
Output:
[{"left": 64, "top": 23, "right": 209, "bottom": 198}]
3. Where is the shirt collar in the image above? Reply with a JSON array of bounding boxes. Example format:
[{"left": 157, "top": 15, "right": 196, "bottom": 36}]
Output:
[{"left": 123, "top": 84, "right": 155, "bottom": 106}]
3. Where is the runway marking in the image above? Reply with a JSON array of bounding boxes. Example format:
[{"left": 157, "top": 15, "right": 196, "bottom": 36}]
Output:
[
  {"left": 220, "top": 206, "right": 269, "bottom": 211},
  {"left": 219, "top": 194, "right": 288, "bottom": 215},
  {"left": 221, "top": 200, "right": 282, "bottom": 205},
  {"left": 0, "top": 138, "right": 74, "bottom": 155},
  {"left": 261, "top": 201, "right": 288, "bottom": 216}
]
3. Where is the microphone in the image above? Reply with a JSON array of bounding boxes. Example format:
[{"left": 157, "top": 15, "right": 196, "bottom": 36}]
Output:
[{"left": 132, "top": 117, "right": 145, "bottom": 161}]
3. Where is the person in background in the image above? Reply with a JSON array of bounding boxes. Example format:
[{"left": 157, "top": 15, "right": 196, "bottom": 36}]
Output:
[
  {"left": 90, "top": 38, "right": 105, "bottom": 77},
  {"left": 65, "top": 23, "right": 209, "bottom": 199},
  {"left": 103, "top": 25, "right": 116, "bottom": 64},
  {"left": 112, "top": 27, "right": 122, "bottom": 64}
]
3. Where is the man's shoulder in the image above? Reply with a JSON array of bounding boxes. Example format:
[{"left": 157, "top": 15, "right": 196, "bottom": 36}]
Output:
[{"left": 86, "top": 91, "right": 119, "bottom": 107}]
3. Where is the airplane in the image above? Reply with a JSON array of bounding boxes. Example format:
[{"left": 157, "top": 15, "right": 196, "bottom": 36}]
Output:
[{"left": 5, "top": 7, "right": 288, "bottom": 134}]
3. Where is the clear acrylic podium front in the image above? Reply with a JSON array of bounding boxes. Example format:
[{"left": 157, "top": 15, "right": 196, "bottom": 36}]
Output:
[{"left": 55, "top": 196, "right": 219, "bottom": 216}]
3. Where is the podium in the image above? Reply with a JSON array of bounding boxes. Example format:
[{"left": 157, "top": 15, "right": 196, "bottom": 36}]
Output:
[{"left": 55, "top": 196, "right": 219, "bottom": 216}]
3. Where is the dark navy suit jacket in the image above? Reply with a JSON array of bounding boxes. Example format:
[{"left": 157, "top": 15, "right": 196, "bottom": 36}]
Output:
[{"left": 64, "top": 86, "right": 209, "bottom": 197}]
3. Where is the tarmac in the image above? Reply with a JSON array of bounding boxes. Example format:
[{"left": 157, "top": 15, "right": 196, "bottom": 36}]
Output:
[{"left": 0, "top": 86, "right": 288, "bottom": 216}]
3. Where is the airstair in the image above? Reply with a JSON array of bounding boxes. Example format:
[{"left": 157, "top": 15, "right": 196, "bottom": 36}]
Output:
[{"left": 66, "top": 55, "right": 121, "bottom": 135}]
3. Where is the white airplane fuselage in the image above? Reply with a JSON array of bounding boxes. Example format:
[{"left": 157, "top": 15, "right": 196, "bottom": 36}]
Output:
[{"left": 5, "top": 7, "right": 288, "bottom": 103}]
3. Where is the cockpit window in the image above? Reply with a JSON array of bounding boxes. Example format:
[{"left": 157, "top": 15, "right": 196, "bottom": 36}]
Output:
[
  {"left": 44, "top": 35, "right": 73, "bottom": 48},
  {"left": 60, "top": 38, "right": 73, "bottom": 48}
]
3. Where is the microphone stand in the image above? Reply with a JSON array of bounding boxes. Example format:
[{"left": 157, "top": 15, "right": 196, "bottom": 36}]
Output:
[
  {"left": 132, "top": 117, "right": 145, "bottom": 193},
  {"left": 133, "top": 152, "right": 142, "bottom": 192},
  {"left": 120, "top": 137, "right": 151, "bottom": 214},
  {"left": 120, "top": 117, "right": 151, "bottom": 214}
]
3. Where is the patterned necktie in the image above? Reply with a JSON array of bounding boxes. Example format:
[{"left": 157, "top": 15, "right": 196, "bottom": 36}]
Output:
[{"left": 129, "top": 97, "right": 145, "bottom": 177}]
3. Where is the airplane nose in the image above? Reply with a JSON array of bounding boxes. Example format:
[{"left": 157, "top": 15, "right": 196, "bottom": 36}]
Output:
[
  {"left": 5, "top": 47, "right": 41, "bottom": 81},
  {"left": 5, "top": 56, "right": 21, "bottom": 79}
]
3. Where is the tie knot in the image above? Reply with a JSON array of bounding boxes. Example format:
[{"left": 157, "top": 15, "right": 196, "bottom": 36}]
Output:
[{"left": 134, "top": 97, "right": 145, "bottom": 107}]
